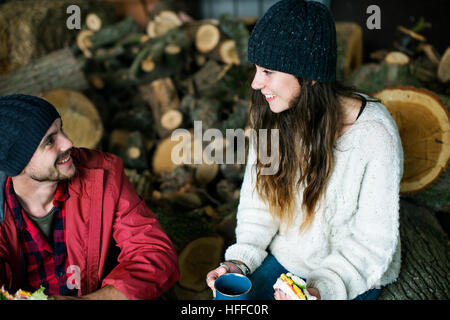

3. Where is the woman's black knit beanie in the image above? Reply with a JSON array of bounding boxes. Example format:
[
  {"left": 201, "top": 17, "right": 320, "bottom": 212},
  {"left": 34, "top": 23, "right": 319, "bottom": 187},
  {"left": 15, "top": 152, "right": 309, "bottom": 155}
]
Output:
[
  {"left": 248, "top": 0, "right": 337, "bottom": 82},
  {"left": 0, "top": 94, "right": 60, "bottom": 177}
]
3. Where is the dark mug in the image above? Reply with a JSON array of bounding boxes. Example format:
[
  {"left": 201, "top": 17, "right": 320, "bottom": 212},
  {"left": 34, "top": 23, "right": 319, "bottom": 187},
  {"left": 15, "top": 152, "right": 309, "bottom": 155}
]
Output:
[{"left": 214, "top": 273, "right": 252, "bottom": 300}]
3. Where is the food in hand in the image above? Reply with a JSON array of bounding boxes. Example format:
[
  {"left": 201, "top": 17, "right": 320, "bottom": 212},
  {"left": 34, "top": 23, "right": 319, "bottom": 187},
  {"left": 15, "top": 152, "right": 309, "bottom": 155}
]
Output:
[
  {"left": 273, "top": 273, "right": 317, "bottom": 300},
  {"left": 0, "top": 285, "right": 48, "bottom": 300}
]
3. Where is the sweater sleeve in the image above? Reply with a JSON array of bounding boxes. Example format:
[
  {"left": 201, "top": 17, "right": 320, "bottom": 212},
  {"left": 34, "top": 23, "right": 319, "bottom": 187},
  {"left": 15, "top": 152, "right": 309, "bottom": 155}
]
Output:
[
  {"left": 224, "top": 139, "right": 280, "bottom": 272},
  {"left": 306, "top": 124, "right": 403, "bottom": 300}
]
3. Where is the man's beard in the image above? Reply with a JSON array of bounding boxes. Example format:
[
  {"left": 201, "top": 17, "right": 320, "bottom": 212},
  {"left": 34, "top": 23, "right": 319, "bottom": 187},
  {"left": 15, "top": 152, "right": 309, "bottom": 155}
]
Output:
[
  {"left": 29, "top": 149, "right": 76, "bottom": 182},
  {"left": 30, "top": 167, "right": 75, "bottom": 182}
]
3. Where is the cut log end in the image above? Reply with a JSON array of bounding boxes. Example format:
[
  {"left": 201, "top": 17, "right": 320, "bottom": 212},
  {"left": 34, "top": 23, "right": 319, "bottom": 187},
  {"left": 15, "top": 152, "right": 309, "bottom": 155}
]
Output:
[
  {"left": 127, "top": 146, "right": 141, "bottom": 159},
  {"left": 195, "top": 24, "right": 220, "bottom": 53},
  {"left": 161, "top": 109, "right": 183, "bottom": 130},
  {"left": 385, "top": 51, "right": 410, "bottom": 65},
  {"left": 42, "top": 89, "right": 103, "bottom": 149},
  {"left": 147, "top": 10, "right": 182, "bottom": 38},
  {"left": 141, "top": 56, "right": 155, "bottom": 72},
  {"left": 86, "top": 13, "right": 102, "bottom": 31},
  {"left": 165, "top": 44, "right": 181, "bottom": 55},
  {"left": 373, "top": 86, "right": 450, "bottom": 193},
  {"left": 152, "top": 134, "right": 186, "bottom": 175},
  {"left": 218, "top": 39, "right": 240, "bottom": 65}
]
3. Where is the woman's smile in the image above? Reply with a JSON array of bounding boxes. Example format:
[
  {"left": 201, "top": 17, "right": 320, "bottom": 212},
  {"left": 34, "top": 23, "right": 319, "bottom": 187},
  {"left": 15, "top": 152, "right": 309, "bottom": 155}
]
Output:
[{"left": 264, "top": 94, "right": 277, "bottom": 102}]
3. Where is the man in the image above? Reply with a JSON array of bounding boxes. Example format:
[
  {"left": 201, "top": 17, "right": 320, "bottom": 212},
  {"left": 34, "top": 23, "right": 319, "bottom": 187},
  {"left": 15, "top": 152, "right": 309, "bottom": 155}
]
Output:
[{"left": 0, "top": 94, "right": 179, "bottom": 299}]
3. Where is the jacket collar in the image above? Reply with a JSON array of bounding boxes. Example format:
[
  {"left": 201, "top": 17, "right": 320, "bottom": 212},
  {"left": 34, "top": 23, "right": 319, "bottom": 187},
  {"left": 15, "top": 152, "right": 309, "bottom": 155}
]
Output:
[{"left": 0, "top": 149, "right": 104, "bottom": 223}]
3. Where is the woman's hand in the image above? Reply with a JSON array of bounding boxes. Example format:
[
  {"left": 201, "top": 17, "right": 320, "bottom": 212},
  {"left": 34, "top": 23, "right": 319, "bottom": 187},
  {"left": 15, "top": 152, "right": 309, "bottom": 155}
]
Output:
[
  {"left": 205, "top": 261, "right": 243, "bottom": 297},
  {"left": 274, "top": 287, "right": 321, "bottom": 300}
]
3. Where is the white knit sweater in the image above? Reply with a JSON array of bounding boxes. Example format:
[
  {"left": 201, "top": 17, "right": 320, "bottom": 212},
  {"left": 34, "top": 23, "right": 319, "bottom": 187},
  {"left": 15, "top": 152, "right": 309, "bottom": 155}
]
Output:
[{"left": 224, "top": 95, "right": 404, "bottom": 300}]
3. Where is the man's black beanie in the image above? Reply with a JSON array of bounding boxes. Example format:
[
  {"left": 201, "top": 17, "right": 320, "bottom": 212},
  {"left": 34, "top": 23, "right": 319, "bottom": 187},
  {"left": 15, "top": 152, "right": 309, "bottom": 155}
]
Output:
[
  {"left": 248, "top": 0, "right": 337, "bottom": 82},
  {"left": 0, "top": 94, "right": 60, "bottom": 177}
]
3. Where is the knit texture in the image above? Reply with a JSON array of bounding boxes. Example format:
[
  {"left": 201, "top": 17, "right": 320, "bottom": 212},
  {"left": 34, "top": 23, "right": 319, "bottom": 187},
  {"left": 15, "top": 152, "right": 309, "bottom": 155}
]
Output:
[
  {"left": 0, "top": 94, "right": 60, "bottom": 176},
  {"left": 225, "top": 95, "right": 404, "bottom": 299},
  {"left": 248, "top": 0, "right": 337, "bottom": 82}
]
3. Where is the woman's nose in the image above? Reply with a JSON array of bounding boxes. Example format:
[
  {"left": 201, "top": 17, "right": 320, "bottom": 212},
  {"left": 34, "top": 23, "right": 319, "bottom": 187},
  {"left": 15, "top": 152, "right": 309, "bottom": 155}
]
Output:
[{"left": 251, "top": 70, "right": 265, "bottom": 90}]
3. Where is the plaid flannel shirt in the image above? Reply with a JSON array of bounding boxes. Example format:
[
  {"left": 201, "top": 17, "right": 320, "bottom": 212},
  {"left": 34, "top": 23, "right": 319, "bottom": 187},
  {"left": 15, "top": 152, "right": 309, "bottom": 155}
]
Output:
[{"left": 5, "top": 177, "right": 77, "bottom": 296}]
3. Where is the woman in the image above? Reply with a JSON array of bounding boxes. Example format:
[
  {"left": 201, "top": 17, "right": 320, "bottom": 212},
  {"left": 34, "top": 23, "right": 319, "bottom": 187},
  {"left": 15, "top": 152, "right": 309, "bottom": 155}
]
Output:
[{"left": 206, "top": 0, "right": 403, "bottom": 300}]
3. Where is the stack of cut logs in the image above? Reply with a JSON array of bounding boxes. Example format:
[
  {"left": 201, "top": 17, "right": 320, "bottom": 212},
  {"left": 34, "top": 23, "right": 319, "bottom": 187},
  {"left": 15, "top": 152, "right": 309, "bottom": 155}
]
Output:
[
  {"left": 79, "top": 9, "right": 252, "bottom": 300},
  {"left": 0, "top": 2, "right": 448, "bottom": 300}
]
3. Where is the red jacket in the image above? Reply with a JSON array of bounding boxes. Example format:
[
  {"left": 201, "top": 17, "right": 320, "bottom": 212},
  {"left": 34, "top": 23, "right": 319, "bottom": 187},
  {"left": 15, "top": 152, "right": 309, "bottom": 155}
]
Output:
[{"left": 0, "top": 148, "right": 179, "bottom": 299}]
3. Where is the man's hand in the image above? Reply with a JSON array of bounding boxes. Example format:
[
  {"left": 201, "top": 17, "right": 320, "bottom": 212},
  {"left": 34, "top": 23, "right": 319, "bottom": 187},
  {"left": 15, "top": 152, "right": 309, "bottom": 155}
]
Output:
[{"left": 50, "top": 285, "right": 128, "bottom": 300}]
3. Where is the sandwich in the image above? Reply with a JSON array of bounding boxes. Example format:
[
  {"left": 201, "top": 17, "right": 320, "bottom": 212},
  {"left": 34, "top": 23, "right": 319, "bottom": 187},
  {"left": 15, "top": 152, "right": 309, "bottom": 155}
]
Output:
[
  {"left": 273, "top": 273, "right": 317, "bottom": 300},
  {"left": 0, "top": 285, "right": 47, "bottom": 300}
]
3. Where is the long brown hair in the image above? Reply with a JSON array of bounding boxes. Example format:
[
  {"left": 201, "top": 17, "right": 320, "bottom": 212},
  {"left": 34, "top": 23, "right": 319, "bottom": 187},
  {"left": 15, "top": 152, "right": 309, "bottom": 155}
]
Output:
[{"left": 250, "top": 79, "right": 365, "bottom": 232}]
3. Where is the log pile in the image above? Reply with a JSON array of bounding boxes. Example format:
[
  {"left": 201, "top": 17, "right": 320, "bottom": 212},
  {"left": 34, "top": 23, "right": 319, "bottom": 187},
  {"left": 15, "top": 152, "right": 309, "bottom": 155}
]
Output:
[{"left": 0, "top": 3, "right": 448, "bottom": 300}]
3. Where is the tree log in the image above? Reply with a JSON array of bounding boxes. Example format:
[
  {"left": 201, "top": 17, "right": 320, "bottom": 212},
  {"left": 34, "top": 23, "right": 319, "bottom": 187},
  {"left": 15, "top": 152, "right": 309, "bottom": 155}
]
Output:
[
  {"left": 190, "top": 97, "right": 221, "bottom": 130},
  {"left": 109, "top": 129, "right": 148, "bottom": 170},
  {"left": 124, "top": 168, "right": 154, "bottom": 200},
  {"left": 88, "top": 16, "right": 140, "bottom": 50},
  {"left": 85, "top": 11, "right": 115, "bottom": 32},
  {"left": 147, "top": 10, "right": 182, "bottom": 38},
  {"left": 404, "top": 169, "right": 450, "bottom": 213},
  {"left": 218, "top": 14, "right": 250, "bottom": 67},
  {"left": 219, "top": 99, "right": 250, "bottom": 133},
  {"left": 149, "top": 205, "right": 212, "bottom": 253},
  {"left": 41, "top": 89, "right": 103, "bottom": 149},
  {"left": 346, "top": 62, "right": 423, "bottom": 93},
  {"left": 195, "top": 163, "right": 219, "bottom": 186},
  {"left": 178, "top": 235, "right": 224, "bottom": 292},
  {"left": 192, "top": 60, "right": 224, "bottom": 95},
  {"left": 159, "top": 165, "right": 195, "bottom": 194},
  {"left": 335, "top": 22, "right": 363, "bottom": 81},
  {"left": 379, "top": 198, "right": 450, "bottom": 299},
  {"left": 373, "top": 86, "right": 450, "bottom": 194},
  {"left": 211, "top": 39, "right": 240, "bottom": 65},
  {"left": 385, "top": 51, "right": 410, "bottom": 65},
  {"left": 195, "top": 24, "right": 221, "bottom": 54},
  {"left": 139, "top": 77, "right": 181, "bottom": 138},
  {"left": 0, "top": 48, "right": 88, "bottom": 96},
  {"left": 152, "top": 134, "right": 185, "bottom": 175},
  {"left": 438, "top": 47, "right": 450, "bottom": 83}
]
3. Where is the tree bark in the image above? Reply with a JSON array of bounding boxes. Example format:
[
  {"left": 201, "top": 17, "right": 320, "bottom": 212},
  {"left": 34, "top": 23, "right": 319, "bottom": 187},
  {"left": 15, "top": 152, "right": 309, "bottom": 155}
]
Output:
[
  {"left": 379, "top": 198, "right": 450, "bottom": 300},
  {"left": 0, "top": 48, "right": 88, "bottom": 96}
]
